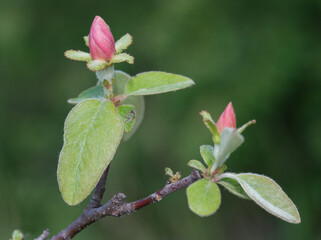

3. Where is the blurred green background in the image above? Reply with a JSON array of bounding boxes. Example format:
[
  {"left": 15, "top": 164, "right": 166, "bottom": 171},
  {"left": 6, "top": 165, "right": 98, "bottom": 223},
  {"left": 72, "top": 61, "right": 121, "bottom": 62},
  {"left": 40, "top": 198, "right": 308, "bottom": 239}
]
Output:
[{"left": 0, "top": 0, "right": 320, "bottom": 239}]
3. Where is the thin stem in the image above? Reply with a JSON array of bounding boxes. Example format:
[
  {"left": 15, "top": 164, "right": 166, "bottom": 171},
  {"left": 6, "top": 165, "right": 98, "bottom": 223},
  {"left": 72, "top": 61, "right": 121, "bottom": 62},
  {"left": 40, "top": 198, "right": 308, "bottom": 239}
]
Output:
[{"left": 34, "top": 229, "right": 50, "bottom": 240}]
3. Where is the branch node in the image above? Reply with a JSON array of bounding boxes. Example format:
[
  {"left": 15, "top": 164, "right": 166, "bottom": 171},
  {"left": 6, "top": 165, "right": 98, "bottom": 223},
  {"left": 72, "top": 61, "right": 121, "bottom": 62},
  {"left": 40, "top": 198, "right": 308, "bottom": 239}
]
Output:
[
  {"left": 48, "top": 172, "right": 202, "bottom": 240},
  {"left": 191, "top": 170, "right": 201, "bottom": 180},
  {"left": 112, "top": 192, "right": 126, "bottom": 205},
  {"left": 155, "top": 194, "right": 162, "bottom": 201}
]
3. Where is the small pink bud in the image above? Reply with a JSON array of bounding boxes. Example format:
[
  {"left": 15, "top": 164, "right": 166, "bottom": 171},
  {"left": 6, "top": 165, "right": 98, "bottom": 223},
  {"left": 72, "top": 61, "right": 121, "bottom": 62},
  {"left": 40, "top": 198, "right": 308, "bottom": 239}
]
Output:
[
  {"left": 216, "top": 102, "right": 236, "bottom": 134},
  {"left": 89, "top": 16, "right": 116, "bottom": 61}
]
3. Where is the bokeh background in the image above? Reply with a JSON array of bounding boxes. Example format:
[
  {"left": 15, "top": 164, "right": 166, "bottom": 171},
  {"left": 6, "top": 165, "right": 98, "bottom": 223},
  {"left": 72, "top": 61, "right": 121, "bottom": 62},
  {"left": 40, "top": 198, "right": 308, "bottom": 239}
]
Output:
[{"left": 1, "top": 0, "right": 320, "bottom": 239}]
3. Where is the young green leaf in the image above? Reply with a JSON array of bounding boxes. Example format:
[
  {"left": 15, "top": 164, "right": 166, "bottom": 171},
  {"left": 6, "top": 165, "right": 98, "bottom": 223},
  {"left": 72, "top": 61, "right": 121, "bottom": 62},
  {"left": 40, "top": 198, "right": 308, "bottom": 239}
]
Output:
[
  {"left": 218, "top": 174, "right": 249, "bottom": 199},
  {"left": 200, "top": 145, "right": 215, "bottom": 167},
  {"left": 115, "top": 33, "right": 133, "bottom": 54},
  {"left": 58, "top": 99, "right": 123, "bottom": 206},
  {"left": 68, "top": 85, "right": 105, "bottom": 104},
  {"left": 187, "top": 179, "right": 221, "bottom": 217},
  {"left": 165, "top": 167, "right": 174, "bottom": 177},
  {"left": 86, "top": 60, "right": 108, "bottom": 71},
  {"left": 117, "top": 105, "right": 136, "bottom": 133},
  {"left": 64, "top": 50, "right": 92, "bottom": 62},
  {"left": 199, "top": 111, "right": 220, "bottom": 144},
  {"left": 11, "top": 230, "right": 23, "bottom": 240},
  {"left": 213, "top": 128, "right": 244, "bottom": 168},
  {"left": 187, "top": 160, "right": 206, "bottom": 173},
  {"left": 235, "top": 173, "right": 301, "bottom": 223},
  {"left": 124, "top": 71, "right": 195, "bottom": 96},
  {"left": 110, "top": 53, "right": 134, "bottom": 64},
  {"left": 114, "top": 71, "right": 145, "bottom": 140}
]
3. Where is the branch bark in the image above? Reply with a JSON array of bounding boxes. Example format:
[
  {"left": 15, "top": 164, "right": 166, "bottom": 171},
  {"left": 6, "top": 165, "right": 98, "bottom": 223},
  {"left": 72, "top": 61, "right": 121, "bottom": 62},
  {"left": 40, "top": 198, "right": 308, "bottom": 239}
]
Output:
[
  {"left": 86, "top": 165, "right": 110, "bottom": 210},
  {"left": 34, "top": 229, "right": 50, "bottom": 240},
  {"left": 42, "top": 170, "right": 201, "bottom": 240}
]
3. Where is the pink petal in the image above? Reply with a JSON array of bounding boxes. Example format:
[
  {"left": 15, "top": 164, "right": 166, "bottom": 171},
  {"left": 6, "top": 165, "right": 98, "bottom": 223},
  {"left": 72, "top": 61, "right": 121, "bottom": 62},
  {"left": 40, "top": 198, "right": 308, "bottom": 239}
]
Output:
[
  {"left": 216, "top": 102, "right": 236, "bottom": 134},
  {"left": 89, "top": 16, "right": 115, "bottom": 61}
]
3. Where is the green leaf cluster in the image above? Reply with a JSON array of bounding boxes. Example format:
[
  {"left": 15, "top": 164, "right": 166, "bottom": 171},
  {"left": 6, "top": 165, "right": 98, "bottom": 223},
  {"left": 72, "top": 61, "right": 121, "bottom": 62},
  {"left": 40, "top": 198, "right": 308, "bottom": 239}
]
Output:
[
  {"left": 58, "top": 70, "right": 195, "bottom": 205},
  {"left": 190, "top": 111, "right": 245, "bottom": 177},
  {"left": 186, "top": 110, "right": 300, "bottom": 224},
  {"left": 61, "top": 29, "right": 300, "bottom": 226},
  {"left": 187, "top": 171, "right": 300, "bottom": 223}
]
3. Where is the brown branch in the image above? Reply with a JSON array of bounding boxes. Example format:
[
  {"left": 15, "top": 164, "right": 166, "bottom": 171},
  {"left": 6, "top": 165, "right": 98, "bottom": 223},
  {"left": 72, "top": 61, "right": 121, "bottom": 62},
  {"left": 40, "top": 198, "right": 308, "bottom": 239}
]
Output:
[
  {"left": 47, "top": 170, "right": 202, "bottom": 240},
  {"left": 86, "top": 165, "right": 110, "bottom": 210}
]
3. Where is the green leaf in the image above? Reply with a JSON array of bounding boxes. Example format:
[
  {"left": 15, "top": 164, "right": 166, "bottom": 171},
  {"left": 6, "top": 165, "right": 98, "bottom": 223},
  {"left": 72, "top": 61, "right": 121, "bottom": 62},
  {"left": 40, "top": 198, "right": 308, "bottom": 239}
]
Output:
[
  {"left": 235, "top": 173, "right": 301, "bottom": 223},
  {"left": 57, "top": 99, "right": 123, "bottom": 205},
  {"left": 68, "top": 85, "right": 105, "bottom": 104},
  {"left": 64, "top": 50, "right": 92, "bottom": 62},
  {"left": 117, "top": 105, "right": 136, "bottom": 133},
  {"left": 123, "top": 95, "right": 144, "bottom": 140},
  {"left": 165, "top": 167, "right": 174, "bottom": 177},
  {"left": 110, "top": 53, "right": 134, "bottom": 64},
  {"left": 187, "top": 160, "right": 206, "bottom": 173},
  {"left": 200, "top": 111, "right": 220, "bottom": 144},
  {"left": 11, "top": 230, "right": 23, "bottom": 240},
  {"left": 218, "top": 174, "right": 249, "bottom": 199},
  {"left": 187, "top": 179, "right": 221, "bottom": 217},
  {"left": 113, "top": 70, "right": 130, "bottom": 94},
  {"left": 114, "top": 71, "right": 145, "bottom": 140},
  {"left": 84, "top": 35, "right": 89, "bottom": 47},
  {"left": 124, "top": 71, "right": 195, "bottom": 96},
  {"left": 214, "top": 128, "right": 244, "bottom": 168},
  {"left": 115, "top": 33, "right": 133, "bottom": 53},
  {"left": 200, "top": 145, "right": 215, "bottom": 167},
  {"left": 86, "top": 60, "right": 108, "bottom": 71}
]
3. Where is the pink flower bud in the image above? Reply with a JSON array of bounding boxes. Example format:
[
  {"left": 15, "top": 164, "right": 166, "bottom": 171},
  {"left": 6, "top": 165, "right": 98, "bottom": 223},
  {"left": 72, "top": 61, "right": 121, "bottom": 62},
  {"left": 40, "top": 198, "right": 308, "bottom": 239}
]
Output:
[
  {"left": 216, "top": 102, "right": 236, "bottom": 134},
  {"left": 89, "top": 16, "right": 116, "bottom": 61}
]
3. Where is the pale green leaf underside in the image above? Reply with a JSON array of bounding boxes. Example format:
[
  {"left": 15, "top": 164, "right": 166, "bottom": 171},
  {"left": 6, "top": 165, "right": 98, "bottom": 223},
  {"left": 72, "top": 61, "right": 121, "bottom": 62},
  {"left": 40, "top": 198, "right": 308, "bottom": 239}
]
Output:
[
  {"left": 187, "top": 179, "right": 221, "bottom": 217},
  {"left": 200, "top": 145, "right": 215, "bottom": 167},
  {"left": 214, "top": 128, "right": 244, "bottom": 167},
  {"left": 187, "top": 160, "right": 206, "bottom": 173},
  {"left": 124, "top": 71, "right": 195, "bottom": 96},
  {"left": 115, "top": 33, "right": 133, "bottom": 54},
  {"left": 68, "top": 85, "right": 105, "bottom": 104},
  {"left": 218, "top": 176, "right": 249, "bottom": 199},
  {"left": 58, "top": 99, "right": 123, "bottom": 205},
  {"left": 117, "top": 105, "right": 136, "bottom": 133},
  {"left": 64, "top": 50, "right": 92, "bottom": 62},
  {"left": 86, "top": 60, "right": 108, "bottom": 71},
  {"left": 114, "top": 71, "right": 145, "bottom": 140},
  {"left": 236, "top": 173, "right": 301, "bottom": 223}
]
